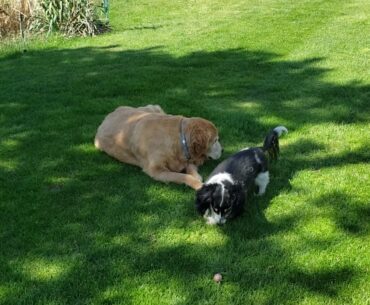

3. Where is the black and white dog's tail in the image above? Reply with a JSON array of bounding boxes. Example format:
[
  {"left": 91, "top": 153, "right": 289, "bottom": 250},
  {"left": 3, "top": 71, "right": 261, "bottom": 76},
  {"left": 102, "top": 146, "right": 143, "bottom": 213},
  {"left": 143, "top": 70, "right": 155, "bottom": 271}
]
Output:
[{"left": 262, "top": 126, "right": 288, "bottom": 160}]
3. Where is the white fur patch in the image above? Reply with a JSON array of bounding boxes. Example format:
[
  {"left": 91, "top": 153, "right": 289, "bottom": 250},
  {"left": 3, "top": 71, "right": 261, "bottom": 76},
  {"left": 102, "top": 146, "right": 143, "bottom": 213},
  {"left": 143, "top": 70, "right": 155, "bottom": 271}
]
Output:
[
  {"left": 254, "top": 151, "right": 262, "bottom": 164},
  {"left": 204, "top": 208, "right": 226, "bottom": 225},
  {"left": 273, "top": 126, "right": 288, "bottom": 137},
  {"left": 206, "top": 173, "right": 230, "bottom": 208},
  {"left": 219, "top": 184, "right": 226, "bottom": 207},
  {"left": 206, "top": 172, "right": 234, "bottom": 185},
  {"left": 255, "top": 171, "right": 270, "bottom": 195}
]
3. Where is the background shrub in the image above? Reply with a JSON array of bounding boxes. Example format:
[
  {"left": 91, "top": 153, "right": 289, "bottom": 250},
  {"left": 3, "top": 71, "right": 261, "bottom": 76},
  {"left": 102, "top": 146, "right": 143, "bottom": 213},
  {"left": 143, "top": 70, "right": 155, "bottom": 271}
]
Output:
[
  {"left": 0, "top": 0, "right": 108, "bottom": 38},
  {"left": 30, "top": 0, "right": 105, "bottom": 36},
  {"left": 0, "top": 0, "right": 35, "bottom": 38}
]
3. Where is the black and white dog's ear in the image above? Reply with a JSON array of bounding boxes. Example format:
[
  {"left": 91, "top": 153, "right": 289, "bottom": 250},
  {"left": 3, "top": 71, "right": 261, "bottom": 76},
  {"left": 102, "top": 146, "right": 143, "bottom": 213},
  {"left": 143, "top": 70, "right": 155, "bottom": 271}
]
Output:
[
  {"left": 228, "top": 183, "right": 245, "bottom": 217},
  {"left": 195, "top": 184, "right": 218, "bottom": 215}
]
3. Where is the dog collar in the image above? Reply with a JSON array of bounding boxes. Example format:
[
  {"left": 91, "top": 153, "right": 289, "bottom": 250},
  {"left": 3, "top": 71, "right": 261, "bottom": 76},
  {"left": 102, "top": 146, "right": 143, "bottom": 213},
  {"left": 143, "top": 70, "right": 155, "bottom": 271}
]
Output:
[{"left": 180, "top": 118, "right": 191, "bottom": 161}]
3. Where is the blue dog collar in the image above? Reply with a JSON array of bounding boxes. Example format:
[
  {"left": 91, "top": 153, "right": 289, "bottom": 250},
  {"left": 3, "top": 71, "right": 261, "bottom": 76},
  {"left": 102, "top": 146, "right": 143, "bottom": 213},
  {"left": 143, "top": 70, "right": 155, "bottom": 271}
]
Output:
[{"left": 180, "top": 118, "right": 191, "bottom": 161}]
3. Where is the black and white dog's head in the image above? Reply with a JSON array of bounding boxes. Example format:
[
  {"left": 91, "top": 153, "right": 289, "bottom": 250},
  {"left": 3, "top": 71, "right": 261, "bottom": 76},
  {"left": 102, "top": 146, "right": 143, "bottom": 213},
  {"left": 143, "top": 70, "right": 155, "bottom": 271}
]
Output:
[{"left": 195, "top": 173, "right": 245, "bottom": 225}]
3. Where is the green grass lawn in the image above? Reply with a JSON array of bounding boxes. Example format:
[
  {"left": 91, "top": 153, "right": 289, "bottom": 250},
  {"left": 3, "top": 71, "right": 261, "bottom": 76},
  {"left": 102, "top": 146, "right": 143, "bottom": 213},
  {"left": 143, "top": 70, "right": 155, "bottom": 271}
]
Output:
[{"left": 1, "top": 0, "right": 370, "bottom": 304}]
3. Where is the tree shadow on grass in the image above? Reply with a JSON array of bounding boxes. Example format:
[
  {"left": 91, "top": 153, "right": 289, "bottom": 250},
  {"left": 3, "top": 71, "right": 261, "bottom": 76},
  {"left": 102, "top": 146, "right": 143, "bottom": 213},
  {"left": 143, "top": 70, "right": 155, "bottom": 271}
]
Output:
[
  {"left": 289, "top": 267, "right": 356, "bottom": 298},
  {"left": 311, "top": 191, "right": 370, "bottom": 235},
  {"left": 0, "top": 46, "right": 369, "bottom": 304}
]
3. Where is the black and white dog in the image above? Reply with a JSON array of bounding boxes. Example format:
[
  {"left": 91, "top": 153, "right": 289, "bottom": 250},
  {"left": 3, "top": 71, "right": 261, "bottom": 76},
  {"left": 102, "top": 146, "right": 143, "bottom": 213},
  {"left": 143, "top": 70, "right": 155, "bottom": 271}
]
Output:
[{"left": 195, "top": 126, "right": 288, "bottom": 225}]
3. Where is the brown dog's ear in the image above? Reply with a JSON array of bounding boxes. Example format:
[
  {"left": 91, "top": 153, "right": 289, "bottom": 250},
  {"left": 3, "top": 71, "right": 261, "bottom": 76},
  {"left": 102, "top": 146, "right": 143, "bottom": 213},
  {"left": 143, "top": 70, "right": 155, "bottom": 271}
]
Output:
[
  {"left": 187, "top": 120, "right": 213, "bottom": 161},
  {"left": 190, "top": 127, "right": 209, "bottom": 157}
]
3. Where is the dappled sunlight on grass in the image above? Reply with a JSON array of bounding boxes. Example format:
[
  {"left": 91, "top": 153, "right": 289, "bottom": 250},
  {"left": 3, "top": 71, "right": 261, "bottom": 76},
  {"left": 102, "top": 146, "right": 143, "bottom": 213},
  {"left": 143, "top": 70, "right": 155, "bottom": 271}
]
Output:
[
  {"left": 0, "top": 159, "right": 18, "bottom": 171},
  {"left": 44, "top": 176, "right": 74, "bottom": 193},
  {"left": 300, "top": 217, "right": 339, "bottom": 239},
  {"left": 110, "top": 234, "right": 132, "bottom": 246},
  {"left": 1, "top": 139, "right": 21, "bottom": 149},
  {"left": 254, "top": 115, "right": 290, "bottom": 130},
  {"left": 0, "top": 285, "right": 17, "bottom": 303},
  {"left": 18, "top": 258, "right": 72, "bottom": 282},
  {"left": 233, "top": 101, "right": 261, "bottom": 110},
  {"left": 155, "top": 227, "right": 228, "bottom": 247},
  {"left": 70, "top": 143, "right": 98, "bottom": 154}
]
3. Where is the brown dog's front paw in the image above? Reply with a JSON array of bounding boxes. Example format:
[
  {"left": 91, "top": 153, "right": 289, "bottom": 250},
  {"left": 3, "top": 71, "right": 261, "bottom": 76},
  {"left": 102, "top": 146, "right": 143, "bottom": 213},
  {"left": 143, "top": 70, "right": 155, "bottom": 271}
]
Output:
[
  {"left": 186, "top": 164, "right": 203, "bottom": 182},
  {"left": 194, "top": 172, "right": 203, "bottom": 182},
  {"left": 192, "top": 180, "right": 204, "bottom": 191}
]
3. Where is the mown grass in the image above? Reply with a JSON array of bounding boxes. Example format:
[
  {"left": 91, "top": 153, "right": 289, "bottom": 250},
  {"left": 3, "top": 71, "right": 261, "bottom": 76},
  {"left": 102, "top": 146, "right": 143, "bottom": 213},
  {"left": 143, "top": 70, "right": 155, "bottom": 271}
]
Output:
[{"left": 0, "top": 0, "right": 369, "bottom": 304}]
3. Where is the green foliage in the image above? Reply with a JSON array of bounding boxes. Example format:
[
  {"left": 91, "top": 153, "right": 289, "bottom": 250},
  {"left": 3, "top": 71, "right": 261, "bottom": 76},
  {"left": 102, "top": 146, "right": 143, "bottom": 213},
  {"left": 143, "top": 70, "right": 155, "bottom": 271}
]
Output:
[{"left": 30, "top": 0, "right": 105, "bottom": 36}]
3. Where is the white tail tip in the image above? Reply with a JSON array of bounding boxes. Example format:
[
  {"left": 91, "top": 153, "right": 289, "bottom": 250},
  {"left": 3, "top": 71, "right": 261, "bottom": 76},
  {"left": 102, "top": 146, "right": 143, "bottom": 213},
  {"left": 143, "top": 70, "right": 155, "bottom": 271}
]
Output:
[{"left": 273, "top": 126, "right": 288, "bottom": 137}]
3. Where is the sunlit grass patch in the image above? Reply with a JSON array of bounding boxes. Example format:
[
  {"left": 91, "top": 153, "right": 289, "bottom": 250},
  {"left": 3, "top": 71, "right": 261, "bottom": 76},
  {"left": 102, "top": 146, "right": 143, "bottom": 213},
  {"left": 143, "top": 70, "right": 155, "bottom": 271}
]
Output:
[{"left": 19, "top": 258, "right": 72, "bottom": 281}]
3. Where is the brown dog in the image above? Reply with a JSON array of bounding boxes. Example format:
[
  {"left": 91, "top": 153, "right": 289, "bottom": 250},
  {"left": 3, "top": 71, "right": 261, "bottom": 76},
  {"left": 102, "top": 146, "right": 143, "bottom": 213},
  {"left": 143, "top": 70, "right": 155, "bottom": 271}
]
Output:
[{"left": 94, "top": 105, "right": 222, "bottom": 190}]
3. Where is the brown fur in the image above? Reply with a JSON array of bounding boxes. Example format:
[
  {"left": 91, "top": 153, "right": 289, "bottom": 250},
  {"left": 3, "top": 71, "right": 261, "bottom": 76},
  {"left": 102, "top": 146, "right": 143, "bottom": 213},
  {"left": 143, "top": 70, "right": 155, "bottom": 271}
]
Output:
[{"left": 94, "top": 105, "right": 219, "bottom": 190}]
